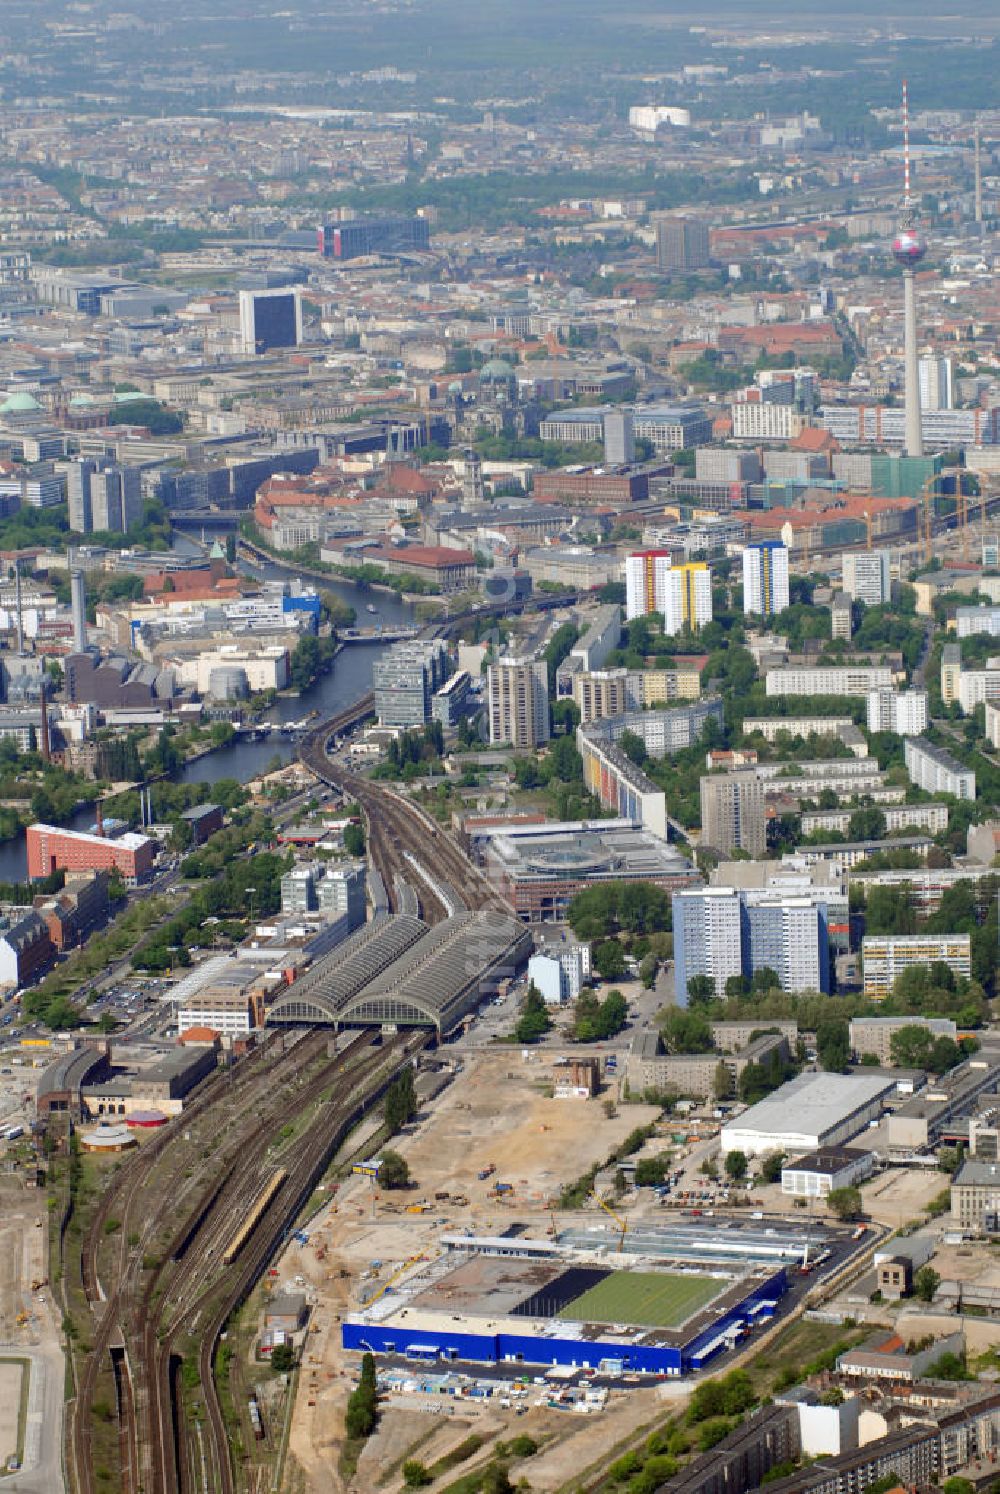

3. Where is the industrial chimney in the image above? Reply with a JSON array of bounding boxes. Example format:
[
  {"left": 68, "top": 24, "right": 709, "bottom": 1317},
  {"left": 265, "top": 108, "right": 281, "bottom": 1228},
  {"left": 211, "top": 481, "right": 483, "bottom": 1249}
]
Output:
[{"left": 70, "top": 569, "right": 87, "bottom": 654}]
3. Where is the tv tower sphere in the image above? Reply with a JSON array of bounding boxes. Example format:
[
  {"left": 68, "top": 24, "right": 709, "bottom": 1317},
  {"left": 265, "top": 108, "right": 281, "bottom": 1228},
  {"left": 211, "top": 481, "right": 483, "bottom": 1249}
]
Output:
[{"left": 893, "top": 227, "right": 926, "bottom": 264}]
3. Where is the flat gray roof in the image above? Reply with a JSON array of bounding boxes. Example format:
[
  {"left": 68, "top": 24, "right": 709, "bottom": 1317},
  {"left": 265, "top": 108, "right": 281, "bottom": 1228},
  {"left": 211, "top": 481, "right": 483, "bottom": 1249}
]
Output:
[{"left": 726, "top": 1071, "right": 896, "bottom": 1139}]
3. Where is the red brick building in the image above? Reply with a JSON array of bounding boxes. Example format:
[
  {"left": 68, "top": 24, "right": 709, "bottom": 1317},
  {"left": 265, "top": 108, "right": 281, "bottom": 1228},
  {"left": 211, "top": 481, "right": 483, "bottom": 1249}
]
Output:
[{"left": 27, "top": 824, "right": 155, "bottom": 885}]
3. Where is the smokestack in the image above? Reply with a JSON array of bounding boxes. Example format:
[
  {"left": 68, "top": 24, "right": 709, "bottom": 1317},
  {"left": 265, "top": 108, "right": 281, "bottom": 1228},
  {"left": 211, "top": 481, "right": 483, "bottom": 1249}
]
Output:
[
  {"left": 39, "top": 690, "right": 50, "bottom": 764},
  {"left": 975, "top": 122, "right": 983, "bottom": 230},
  {"left": 95, "top": 802, "right": 104, "bottom": 838},
  {"left": 893, "top": 80, "right": 926, "bottom": 460},
  {"left": 13, "top": 560, "right": 23, "bottom": 656},
  {"left": 71, "top": 569, "right": 87, "bottom": 654}
]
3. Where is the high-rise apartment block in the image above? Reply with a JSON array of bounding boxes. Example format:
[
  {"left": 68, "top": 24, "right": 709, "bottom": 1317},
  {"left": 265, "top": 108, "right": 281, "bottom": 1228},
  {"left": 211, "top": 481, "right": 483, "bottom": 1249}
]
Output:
[
  {"left": 672, "top": 888, "right": 742, "bottom": 1002},
  {"left": 841, "top": 550, "right": 891, "bottom": 607},
  {"left": 700, "top": 770, "right": 766, "bottom": 858},
  {"left": 372, "top": 640, "right": 449, "bottom": 728},
  {"left": 624, "top": 551, "right": 712, "bottom": 633},
  {"left": 673, "top": 886, "right": 830, "bottom": 1004},
  {"left": 656, "top": 217, "right": 710, "bottom": 272},
  {"left": 487, "top": 655, "right": 550, "bottom": 747},
  {"left": 238, "top": 288, "right": 303, "bottom": 355},
  {"left": 742, "top": 540, "right": 789, "bottom": 617},
  {"left": 866, "top": 688, "right": 929, "bottom": 736}
]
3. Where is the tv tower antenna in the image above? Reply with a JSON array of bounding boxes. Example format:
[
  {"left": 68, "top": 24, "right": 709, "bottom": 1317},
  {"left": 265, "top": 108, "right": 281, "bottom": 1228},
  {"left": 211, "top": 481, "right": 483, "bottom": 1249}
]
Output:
[{"left": 893, "top": 79, "right": 925, "bottom": 459}]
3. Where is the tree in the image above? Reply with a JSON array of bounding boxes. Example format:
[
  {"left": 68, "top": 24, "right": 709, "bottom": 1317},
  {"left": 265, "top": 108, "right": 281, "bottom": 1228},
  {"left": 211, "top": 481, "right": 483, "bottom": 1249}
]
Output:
[
  {"left": 686, "top": 974, "right": 716, "bottom": 1007},
  {"left": 343, "top": 822, "right": 365, "bottom": 857},
  {"left": 914, "top": 1265, "right": 941, "bottom": 1303},
  {"left": 593, "top": 939, "right": 626, "bottom": 981},
  {"left": 639, "top": 953, "right": 659, "bottom": 989},
  {"left": 750, "top": 966, "right": 781, "bottom": 996},
  {"left": 402, "top": 1461, "right": 432, "bottom": 1488},
  {"left": 345, "top": 1352, "right": 378, "bottom": 1439},
  {"left": 660, "top": 1008, "right": 713, "bottom": 1054},
  {"left": 848, "top": 807, "right": 887, "bottom": 842},
  {"left": 724, "top": 1150, "right": 747, "bottom": 1180},
  {"left": 713, "top": 1061, "right": 733, "bottom": 1100},
  {"left": 384, "top": 1068, "right": 417, "bottom": 1132},
  {"left": 618, "top": 728, "right": 647, "bottom": 767},
  {"left": 635, "top": 1154, "right": 671, "bottom": 1186},
  {"left": 480, "top": 1463, "right": 515, "bottom": 1494},
  {"left": 378, "top": 1150, "right": 410, "bottom": 1190},
  {"left": 827, "top": 1186, "right": 863, "bottom": 1221},
  {"left": 515, "top": 982, "right": 552, "bottom": 1043},
  {"left": 270, "top": 1342, "right": 295, "bottom": 1374},
  {"left": 816, "top": 1018, "right": 850, "bottom": 1073},
  {"left": 760, "top": 1152, "right": 786, "bottom": 1184}
]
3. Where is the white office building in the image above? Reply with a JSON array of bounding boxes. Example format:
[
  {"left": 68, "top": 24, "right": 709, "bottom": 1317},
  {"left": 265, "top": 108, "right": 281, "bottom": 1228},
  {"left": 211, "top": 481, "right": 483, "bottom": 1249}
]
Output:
[{"left": 866, "top": 688, "right": 929, "bottom": 736}]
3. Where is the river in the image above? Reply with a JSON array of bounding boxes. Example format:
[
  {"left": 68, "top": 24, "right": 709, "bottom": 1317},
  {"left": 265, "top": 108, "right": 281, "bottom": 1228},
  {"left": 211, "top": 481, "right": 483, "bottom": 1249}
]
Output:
[{"left": 0, "top": 529, "right": 414, "bottom": 881}]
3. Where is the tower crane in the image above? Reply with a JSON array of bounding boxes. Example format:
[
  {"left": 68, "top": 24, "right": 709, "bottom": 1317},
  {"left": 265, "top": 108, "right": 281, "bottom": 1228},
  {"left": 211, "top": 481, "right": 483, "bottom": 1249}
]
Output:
[{"left": 590, "top": 1191, "right": 629, "bottom": 1252}]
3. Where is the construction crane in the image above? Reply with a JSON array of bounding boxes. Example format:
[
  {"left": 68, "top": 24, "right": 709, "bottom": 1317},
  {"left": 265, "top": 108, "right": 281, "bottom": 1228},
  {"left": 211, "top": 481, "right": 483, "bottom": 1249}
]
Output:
[
  {"left": 921, "top": 472, "right": 938, "bottom": 566},
  {"left": 590, "top": 1191, "right": 628, "bottom": 1252},
  {"left": 956, "top": 472, "right": 971, "bottom": 564}
]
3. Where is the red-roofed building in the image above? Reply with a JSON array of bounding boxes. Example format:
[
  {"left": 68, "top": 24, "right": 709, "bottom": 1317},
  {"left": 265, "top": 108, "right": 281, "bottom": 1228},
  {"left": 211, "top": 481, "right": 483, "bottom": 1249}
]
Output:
[
  {"left": 718, "top": 322, "right": 843, "bottom": 363},
  {"left": 360, "top": 543, "right": 476, "bottom": 592}
]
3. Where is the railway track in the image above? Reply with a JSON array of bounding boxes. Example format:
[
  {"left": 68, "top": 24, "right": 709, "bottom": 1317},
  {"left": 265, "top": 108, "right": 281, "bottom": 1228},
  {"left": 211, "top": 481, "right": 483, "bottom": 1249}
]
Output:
[
  {"left": 299, "top": 722, "right": 509, "bottom": 923},
  {"left": 71, "top": 1030, "right": 327, "bottom": 1494},
  {"left": 67, "top": 1027, "right": 420, "bottom": 1494}
]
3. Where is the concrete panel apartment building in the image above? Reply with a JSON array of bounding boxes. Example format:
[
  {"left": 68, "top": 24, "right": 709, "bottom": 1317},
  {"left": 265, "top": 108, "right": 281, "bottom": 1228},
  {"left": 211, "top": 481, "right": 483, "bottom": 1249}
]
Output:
[
  {"left": 700, "top": 771, "right": 766, "bottom": 858},
  {"left": 765, "top": 666, "right": 895, "bottom": 697},
  {"left": 861, "top": 934, "right": 972, "bottom": 1000},
  {"left": 904, "top": 737, "right": 976, "bottom": 799}
]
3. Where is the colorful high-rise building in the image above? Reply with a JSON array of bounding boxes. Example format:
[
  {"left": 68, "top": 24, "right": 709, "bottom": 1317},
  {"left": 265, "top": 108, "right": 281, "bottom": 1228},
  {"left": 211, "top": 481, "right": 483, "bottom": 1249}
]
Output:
[
  {"left": 742, "top": 540, "right": 790, "bottom": 617},
  {"left": 625, "top": 552, "right": 712, "bottom": 634}
]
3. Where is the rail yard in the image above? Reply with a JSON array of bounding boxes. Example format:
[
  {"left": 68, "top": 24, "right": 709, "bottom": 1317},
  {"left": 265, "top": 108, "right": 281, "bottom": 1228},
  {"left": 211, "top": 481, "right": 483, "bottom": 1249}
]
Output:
[
  {"left": 62, "top": 1026, "right": 423, "bottom": 1494},
  {"left": 298, "top": 712, "right": 511, "bottom": 924}
]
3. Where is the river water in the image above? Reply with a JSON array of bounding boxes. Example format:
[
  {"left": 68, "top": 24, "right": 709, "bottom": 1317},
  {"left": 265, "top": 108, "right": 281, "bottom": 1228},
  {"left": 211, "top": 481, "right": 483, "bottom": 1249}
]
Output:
[{"left": 0, "top": 530, "right": 414, "bottom": 881}]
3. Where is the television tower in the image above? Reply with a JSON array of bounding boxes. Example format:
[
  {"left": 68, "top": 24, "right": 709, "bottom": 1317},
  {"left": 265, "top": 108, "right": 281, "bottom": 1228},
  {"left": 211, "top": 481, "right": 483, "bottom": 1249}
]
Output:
[{"left": 892, "top": 79, "right": 925, "bottom": 458}]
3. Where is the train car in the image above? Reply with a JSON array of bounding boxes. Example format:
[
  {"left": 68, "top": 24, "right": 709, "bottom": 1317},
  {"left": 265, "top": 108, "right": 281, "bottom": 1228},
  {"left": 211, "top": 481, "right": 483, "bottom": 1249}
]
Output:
[{"left": 222, "top": 1169, "right": 287, "bottom": 1266}]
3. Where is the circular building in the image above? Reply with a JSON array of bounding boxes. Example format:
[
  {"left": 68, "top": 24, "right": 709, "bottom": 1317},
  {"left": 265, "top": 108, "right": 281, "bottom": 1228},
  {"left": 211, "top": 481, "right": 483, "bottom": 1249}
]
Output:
[
  {"left": 80, "top": 1122, "right": 136, "bottom": 1153},
  {"left": 125, "top": 1109, "right": 168, "bottom": 1128}
]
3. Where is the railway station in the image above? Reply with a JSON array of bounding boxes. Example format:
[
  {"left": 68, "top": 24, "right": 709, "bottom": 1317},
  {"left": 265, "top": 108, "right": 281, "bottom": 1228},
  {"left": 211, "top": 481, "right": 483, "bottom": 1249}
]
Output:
[{"left": 266, "top": 910, "right": 531, "bottom": 1036}]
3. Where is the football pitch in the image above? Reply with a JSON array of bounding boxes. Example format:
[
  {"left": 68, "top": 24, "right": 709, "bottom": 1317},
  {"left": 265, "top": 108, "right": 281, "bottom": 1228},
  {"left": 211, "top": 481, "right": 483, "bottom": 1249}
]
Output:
[{"left": 558, "top": 1270, "right": 723, "bottom": 1329}]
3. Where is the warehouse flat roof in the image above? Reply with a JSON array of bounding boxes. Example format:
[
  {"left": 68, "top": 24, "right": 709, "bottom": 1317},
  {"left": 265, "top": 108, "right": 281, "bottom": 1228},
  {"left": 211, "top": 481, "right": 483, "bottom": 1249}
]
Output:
[{"left": 725, "top": 1071, "right": 896, "bottom": 1140}]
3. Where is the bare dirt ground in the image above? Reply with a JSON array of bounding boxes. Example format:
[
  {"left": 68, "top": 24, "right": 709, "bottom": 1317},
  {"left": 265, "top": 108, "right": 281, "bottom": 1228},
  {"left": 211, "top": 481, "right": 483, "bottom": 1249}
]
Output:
[
  {"left": 283, "top": 1054, "right": 664, "bottom": 1492},
  {"left": 0, "top": 1360, "right": 22, "bottom": 1466},
  {"left": 0, "top": 1182, "right": 48, "bottom": 1343},
  {"left": 861, "top": 1167, "right": 948, "bottom": 1228}
]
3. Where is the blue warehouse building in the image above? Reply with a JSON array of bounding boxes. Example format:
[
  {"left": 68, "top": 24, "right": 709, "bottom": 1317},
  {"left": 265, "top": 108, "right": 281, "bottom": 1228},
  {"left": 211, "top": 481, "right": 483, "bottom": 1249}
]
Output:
[{"left": 343, "top": 1262, "right": 788, "bottom": 1377}]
